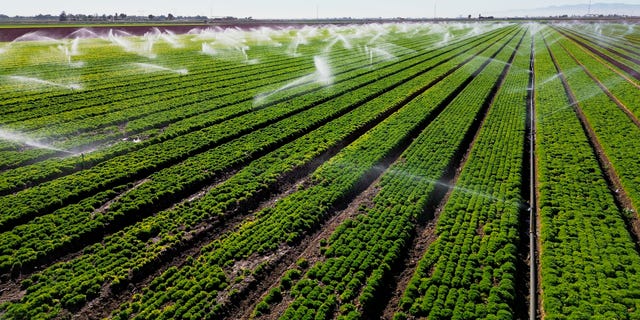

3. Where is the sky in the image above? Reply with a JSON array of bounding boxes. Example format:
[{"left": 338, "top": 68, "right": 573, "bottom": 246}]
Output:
[{"left": 2, "top": 0, "right": 639, "bottom": 18}]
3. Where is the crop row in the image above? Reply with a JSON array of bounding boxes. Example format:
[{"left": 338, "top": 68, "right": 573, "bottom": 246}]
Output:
[
  {"left": 0, "top": 38, "right": 298, "bottom": 111},
  {"left": 552, "top": 33, "right": 640, "bottom": 121},
  {"left": 105, "top": 27, "right": 520, "bottom": 320},
  {"left": 535, "top": 26, "right": 640, "bottom": 318},
  {"left": 396, "top": 29, "right": 530, "bottom": 320},
  {"left": 3, "top": 31, "right": 398, "bottom": 131},
  {"left": 0, "top": 36, "right": 456, "bottom": 273},
  {"left": 543, "top": 28, "right": 640, "bottom": 214},
  {"left": 0, "top": 61, "right": 301, "bottom": 168},
  {"left": 274, "top": 27, "right": 523, "bottom": 320},
  {"left": 0, "top": 30, "right": 438, "bottom": 162},
  {"left": 0, "top": 49, "right": 311, "bottom": 164},
  {"left": 0, "top": 47, "right": 361, "bottom": 170},
  {"left": 0, "top": 25, "right": 513, "bottom": 271},
  {"left": 0, "top": 43, "right": 273, "bottom": 113},
  {"left": 553, "top": 26, "right": 640, "bottom": 83},
  {"left": 0, "top": 45, "right": 411, "bottom": 220},
  {"left": 578, "top": 24, "right": 640, "bottom": 48},
  {"left": 0, "top": 27, "right": 447, "bottom": 121},
  {"left": 0, "top": 44, "right": 360, "bottom": 164},
  {"left": 0, "top": 26, "right": 513, "bottom": 230},
  {"left": 0, "top": 27, "right": 473, "bottom": 193},
  {"left": 0, "top": 25, "right": 518, "bottom": 320},
  {"left": 2, "top": 54, "right": 311, "bottom": 131},
  {"left": 564, "top": 25, "right": 640, "bottom": 63},
  {"left": 562, "top": 25, "right": 640, "bottom": 62}
]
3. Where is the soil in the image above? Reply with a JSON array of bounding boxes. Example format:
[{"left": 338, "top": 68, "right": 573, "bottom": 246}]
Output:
[
  {"left": 560, "top": 42, "right": 640, "bottom": 129},
  {"left": 552, "top": 27, "right": 640, "bottom": 82},
  {"left": 0, "top": 282, "right": 25, "bottom": 305},
  {"left": 73, "top": 168, "right": 287, "bottom": 320},
  {"left": 551, "top": 41, "right": 638, "bottom": 227},
  {"left": 544, "top": 32, "right": 640, "bottom": 319},
  {"left": 378, "top": 29, "right": 526, "bottom": 320},
  {"left": 242, "top": 174, "right": 384, "bottom": 320},
  {"left": 573, "top": 44, "right": 640, "bottom": 89},
  {"left": 0, "top": 25, "right": 208, "bottom": 42}
]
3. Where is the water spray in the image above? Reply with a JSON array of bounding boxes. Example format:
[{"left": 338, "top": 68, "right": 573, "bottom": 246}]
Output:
[
  {"left": 365, "top": 45, "right": 396, "bottom": 66},
  {"left": 11, "top": 32, "right": 60, "bottom": 43},
  {"left": 0, "top": 128, "right": 74, "bottom": 154},
  {"left": 387, "top": 167, "right": 524, "bottom": 208},
  {"left": 253, "top": 56, "right": 333, "bottom": 105},
  {"left": 202, "top": 43, "right": 217, "bottom": 56},
  {"left": 7, "top": 75, "right": 82, "bottom": 90},
  {"left": 108, "top": 29, "right": 156, "bottom": 58},
  {"left": 133, "top": 63, "right": 188, "bottom": 75}
]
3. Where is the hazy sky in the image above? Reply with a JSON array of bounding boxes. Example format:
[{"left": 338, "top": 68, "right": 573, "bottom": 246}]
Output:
[{"left": 3, "top": 0, "right": 639, "bottom": 18}]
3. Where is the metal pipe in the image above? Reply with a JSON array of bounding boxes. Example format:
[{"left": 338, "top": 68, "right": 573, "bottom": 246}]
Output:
[{"left": 528, "top": 28, "right": 538, "bottom": 320}]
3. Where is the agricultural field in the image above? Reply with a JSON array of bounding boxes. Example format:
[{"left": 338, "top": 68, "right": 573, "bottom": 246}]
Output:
[{"left": 0, "top": 21, "right": 639, "bottom": 319}]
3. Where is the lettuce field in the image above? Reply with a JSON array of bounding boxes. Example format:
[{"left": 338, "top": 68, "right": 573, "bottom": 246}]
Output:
[{"left": 0, "top": 21, "right": 639, "bottom": 319}]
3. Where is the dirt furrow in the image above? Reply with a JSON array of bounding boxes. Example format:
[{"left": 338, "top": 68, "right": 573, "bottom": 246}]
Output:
[
  {"left": 544, "top": 34, "right": 640, "bottom": 255},
  {"left": 552, "top": 27, "right": 640, "bottom": 81},
  {"left": 240, "top": 172, "right": 385, "bottom": 320},
  {"left": 73, "top": 169, "right": 312, "bottom": 320},
  {"left": 559, "top": 42, "right": 640, "bottom": 130},
  {"left": 214, "top": 32, "right": 522, "bottom": 318},
  {"left": 373, "top": 30, "right": 527, "bottom": 320}
]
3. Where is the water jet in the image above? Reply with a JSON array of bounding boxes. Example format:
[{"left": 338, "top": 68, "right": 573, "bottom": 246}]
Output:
[{"left": 7, "top": 75, "right": 82, "bottom": 90}]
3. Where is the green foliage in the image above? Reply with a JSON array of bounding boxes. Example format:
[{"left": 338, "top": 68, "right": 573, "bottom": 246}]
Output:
[
  {"left": 282, "top": 26, "right": 524, "bottom": 319},
  {"left": 397, "top": 27, "right": 531, "bottom": 318},
  {"left": 5, "top": 21, "right": 639, "bottom": 320},
  {"left": 534, "top": 26, "right": 640, "bottom": 319},
  {"left": 253, "top": 301, "right": 270, "bottom": 317}
]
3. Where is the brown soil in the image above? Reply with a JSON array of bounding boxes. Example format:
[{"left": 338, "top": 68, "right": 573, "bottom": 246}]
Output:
[
  {"left": 560, "top": 42, "right": 640, "bottom": 130},
  {"left": 0, "top": 282, "right": 25, "bottom": 305},
  {"left": 0, "top": 25, "right": 208, "bottom": 42},
  {"left": 70, "top": 171, "right": 237, "bottom": 319},
  {"left": 240, "top": 174, "right": 383, "bottom": 320},
  {"left": 379, "top": 30, "right": 525, "bottom": 320},
  {"left": 551, "top": 43, "right": 638, "bottom": 222},
  {"left": 543, "top": 35, "right": 640, "bottom": 320},
  {"left": 570, "top": 39, "right": 640, "bottom": 89},
  {"left": 552, "top": 27, "right": 640, "bottom": 82}
]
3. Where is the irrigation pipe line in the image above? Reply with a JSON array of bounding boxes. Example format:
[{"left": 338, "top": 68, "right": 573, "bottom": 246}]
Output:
[{"left": 528, "top": 32, "right": 538, "bottom": 320}]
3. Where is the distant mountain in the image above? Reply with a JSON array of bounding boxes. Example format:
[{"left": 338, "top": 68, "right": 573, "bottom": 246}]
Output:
[{"left": 492, "top": 3, "right": 640, "bottom": 17}]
